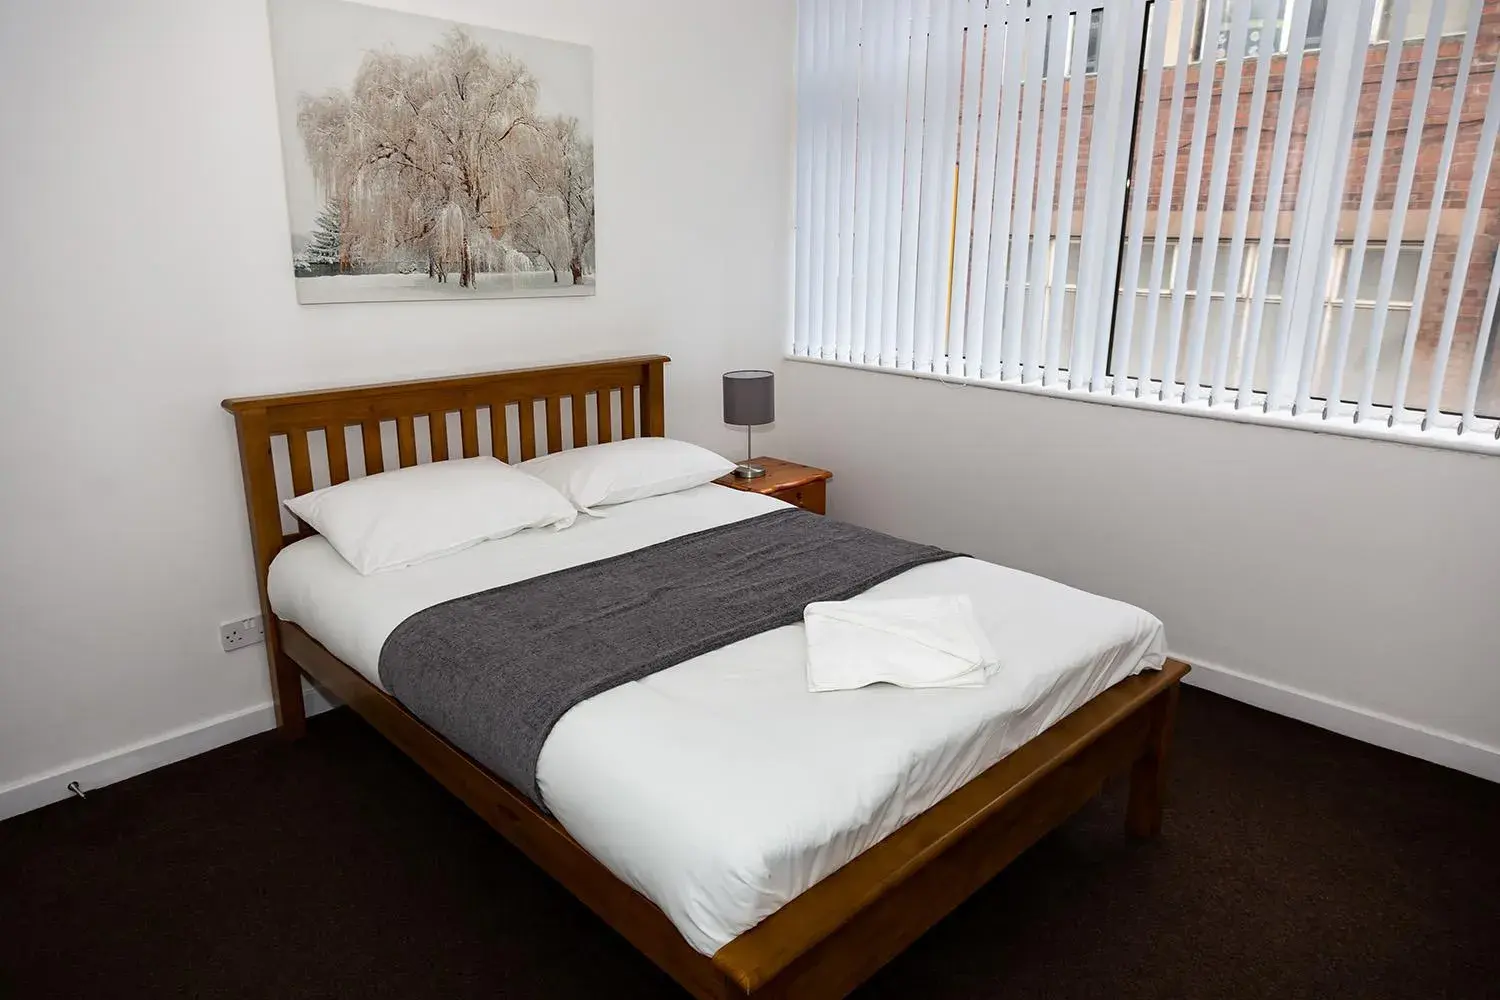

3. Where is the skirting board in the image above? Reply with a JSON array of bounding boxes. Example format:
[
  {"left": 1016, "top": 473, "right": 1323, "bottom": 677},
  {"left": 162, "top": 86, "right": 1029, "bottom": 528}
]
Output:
[
  {"left": 0, "top": 684, "right": 337, "bottom": 823},
  {"left": 5, "top": 655, "right": 1494, "bottom": 822},
  {"left": 1180, "top": 653, "right": 1500, "bottom": 784}
]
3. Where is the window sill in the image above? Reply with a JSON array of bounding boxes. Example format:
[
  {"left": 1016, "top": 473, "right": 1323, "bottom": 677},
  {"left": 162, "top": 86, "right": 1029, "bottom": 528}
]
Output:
[{"left": 785, "top": 354, "right": 1500, "bottom": 458}]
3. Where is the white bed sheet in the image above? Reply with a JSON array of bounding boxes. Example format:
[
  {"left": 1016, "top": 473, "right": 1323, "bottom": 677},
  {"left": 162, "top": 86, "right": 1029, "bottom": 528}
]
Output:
[{"left": 268, "top": 484, "right": 1166, "bottom": 955}]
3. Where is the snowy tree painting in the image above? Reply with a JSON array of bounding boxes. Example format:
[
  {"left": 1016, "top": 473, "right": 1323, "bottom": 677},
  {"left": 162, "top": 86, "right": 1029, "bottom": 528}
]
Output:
[{"left": 267, "top": 0, "right": 595, "bottom": 303}]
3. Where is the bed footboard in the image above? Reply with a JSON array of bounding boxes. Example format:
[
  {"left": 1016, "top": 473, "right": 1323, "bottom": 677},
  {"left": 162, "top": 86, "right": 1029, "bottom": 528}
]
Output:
[{"left": 711, "top": 659, "right": 1190, "bottom": 998}]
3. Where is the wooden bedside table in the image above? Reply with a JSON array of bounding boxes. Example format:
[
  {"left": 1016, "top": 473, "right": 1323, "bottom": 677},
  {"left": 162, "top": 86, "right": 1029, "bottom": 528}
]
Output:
[{"left": 715, "top": 457, "right": 832, "bottom": 515}]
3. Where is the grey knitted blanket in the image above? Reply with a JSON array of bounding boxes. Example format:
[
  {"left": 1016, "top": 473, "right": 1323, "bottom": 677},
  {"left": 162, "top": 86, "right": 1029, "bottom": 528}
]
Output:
[{"left": 378, "top": 508, "right": 958, "bottom": 805}]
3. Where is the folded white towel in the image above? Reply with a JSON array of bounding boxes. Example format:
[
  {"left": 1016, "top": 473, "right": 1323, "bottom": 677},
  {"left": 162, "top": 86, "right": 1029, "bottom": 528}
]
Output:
[{"left": 804, "top": 595, "right": 999, "bottom": 693}]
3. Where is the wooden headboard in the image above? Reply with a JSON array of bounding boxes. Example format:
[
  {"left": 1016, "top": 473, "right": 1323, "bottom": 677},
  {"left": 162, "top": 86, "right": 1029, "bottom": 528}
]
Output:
[{"left": 222, "top": 354, "right": 668, "bottom": 694}]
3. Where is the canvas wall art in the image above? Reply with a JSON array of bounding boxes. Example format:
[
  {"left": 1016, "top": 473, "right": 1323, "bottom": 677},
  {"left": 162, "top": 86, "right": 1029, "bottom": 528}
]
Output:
[{"left": 267, "top": 0, "right": 595, "bottom": 303}]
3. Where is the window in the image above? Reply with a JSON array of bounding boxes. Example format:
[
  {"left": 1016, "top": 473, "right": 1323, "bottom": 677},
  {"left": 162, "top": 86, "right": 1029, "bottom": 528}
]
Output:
[
  {"left": 1190, "top": 0, "right": 1472, "bottom": 62},
  {"left": 792, "top": 0, "right": 1500, "bottom": 451},
  {"left": 1373, "top": 0, "right": 1472, "bottom": 41},
  {"left": 1190, "top": 0, "right": 1327, "bottom": 61},
  {"left": 1112, "top": 239, "right": 1424, "bottom": 399},
  {"left": 1045, "top": 7, "right": 1103, "bottom": 74}
]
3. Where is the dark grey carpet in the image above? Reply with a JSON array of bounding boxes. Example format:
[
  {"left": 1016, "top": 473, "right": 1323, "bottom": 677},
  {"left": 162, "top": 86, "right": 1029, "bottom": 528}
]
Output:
[{"left": 2, "top": 687, "right": 1496, "bottom": 998}]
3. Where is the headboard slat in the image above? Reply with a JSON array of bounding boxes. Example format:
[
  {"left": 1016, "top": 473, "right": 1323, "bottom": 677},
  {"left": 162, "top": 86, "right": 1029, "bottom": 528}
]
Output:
[
  {"left": 361, "top": 422, "right": 383, "bottom": 476},
  {"left": 598, "top": 390, "right": 614, "bottom": 445},
  {"left": 545, "top": 396, "right": 563, "bottom": 455},
  {"left": 396, "top": 415, "right": 418, "bottom": 468},
  {"left": 327, "top": 425, "right": 350, "bottom": 485},
  {"left": 518, "top": 399, "right": 538, "bottom": 461},
  {"left": 288, "top": 431, "right": 314, "bottom": 496},
  {"left": 623, "top": 386, "right": 637, "bottom": 439},
  {"left": 460, "top": 408, "right": 480, "bottom": 459},
  {"left": 429, "top": 410, "right": 449, "bottom": 462},
  {"left": 571, "top": 393, "right": 589, "bottom": 448}
]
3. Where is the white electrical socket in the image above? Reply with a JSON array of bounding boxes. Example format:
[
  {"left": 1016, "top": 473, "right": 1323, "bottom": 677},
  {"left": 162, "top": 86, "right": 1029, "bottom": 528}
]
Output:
[{"left": 220, "top": 615, "right": 266, "bottom": 652}]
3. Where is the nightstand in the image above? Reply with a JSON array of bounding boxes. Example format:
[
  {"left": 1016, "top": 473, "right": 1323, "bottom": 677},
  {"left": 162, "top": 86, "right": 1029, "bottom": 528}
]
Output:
[{"left": 715, "top": 457, "right": 832, "bottom": 515}]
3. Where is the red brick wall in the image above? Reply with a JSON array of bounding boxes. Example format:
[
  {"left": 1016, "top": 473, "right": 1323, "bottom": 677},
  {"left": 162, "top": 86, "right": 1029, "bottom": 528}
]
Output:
[{"left": 1061, "top": 0, "right": 1500, "bottom": 407}]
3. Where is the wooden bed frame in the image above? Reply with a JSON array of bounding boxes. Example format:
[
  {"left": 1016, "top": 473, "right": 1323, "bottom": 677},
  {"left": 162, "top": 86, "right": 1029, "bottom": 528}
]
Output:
[{"left": 222, "top": 355, "right": 1189, "bottom": 999}]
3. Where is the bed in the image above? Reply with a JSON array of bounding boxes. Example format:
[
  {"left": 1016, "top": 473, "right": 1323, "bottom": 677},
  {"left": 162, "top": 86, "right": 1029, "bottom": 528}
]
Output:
[{"left": 223, "top": 355, "right": 1189, "bottom": 999}]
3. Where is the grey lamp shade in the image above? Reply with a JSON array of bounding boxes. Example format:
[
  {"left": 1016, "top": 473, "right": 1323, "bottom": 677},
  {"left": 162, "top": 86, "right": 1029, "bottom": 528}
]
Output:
[{"left": 723, "top": 370, "right": 775, "bottom": 426}]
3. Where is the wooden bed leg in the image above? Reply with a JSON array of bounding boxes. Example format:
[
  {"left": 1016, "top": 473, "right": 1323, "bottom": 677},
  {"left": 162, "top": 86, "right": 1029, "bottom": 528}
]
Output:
[
  {"left": 270, "top": 647, "right": 307, "bottom": 740},
  {"left": 1126, "top": 683, "right": 1179, "bottom": 838}
]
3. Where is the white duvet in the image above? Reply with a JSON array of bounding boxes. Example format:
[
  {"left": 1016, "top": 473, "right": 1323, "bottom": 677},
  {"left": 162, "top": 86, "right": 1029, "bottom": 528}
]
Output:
[{"left": 268, "top": 484, "right": 1166, "bottom": 955}]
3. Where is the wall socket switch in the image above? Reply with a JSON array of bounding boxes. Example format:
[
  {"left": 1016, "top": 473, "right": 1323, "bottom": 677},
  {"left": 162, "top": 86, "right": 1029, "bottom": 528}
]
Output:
[{"left": 220, "top": 615, "right": 266, "bottom": 652}]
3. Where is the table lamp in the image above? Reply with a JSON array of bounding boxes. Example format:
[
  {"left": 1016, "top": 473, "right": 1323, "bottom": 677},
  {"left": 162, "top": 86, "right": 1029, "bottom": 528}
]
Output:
[{"left": 723, "top": 369, "right": 774, "bottom": 479}]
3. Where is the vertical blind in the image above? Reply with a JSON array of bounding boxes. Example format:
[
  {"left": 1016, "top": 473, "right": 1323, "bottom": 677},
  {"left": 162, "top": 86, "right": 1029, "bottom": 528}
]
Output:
[{"left": 792, "top": 0, "right": 1500, "bottom": 451}]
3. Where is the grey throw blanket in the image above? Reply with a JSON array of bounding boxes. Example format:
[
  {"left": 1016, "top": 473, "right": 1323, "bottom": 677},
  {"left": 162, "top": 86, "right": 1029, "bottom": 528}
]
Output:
[{"left": 379, "top": 508, "right": 958, "bottom": 805}]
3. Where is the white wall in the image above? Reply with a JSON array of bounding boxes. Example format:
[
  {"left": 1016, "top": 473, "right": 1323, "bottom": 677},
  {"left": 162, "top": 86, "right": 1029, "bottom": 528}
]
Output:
[
  {"left": 779, "top": 362, "right": 1500, "bottom": 778},
  {"left": 0, "top": 0, "right": 795, "bottom": 805},
  {"left": 4, "top": 0, "right": 1488, "bottom": 817}
]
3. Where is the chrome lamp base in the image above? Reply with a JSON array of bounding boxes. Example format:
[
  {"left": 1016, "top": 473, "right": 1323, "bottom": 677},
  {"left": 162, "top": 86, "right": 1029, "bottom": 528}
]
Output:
[{"left": 732, "top": 423, "right": 766, "bottom": 478}]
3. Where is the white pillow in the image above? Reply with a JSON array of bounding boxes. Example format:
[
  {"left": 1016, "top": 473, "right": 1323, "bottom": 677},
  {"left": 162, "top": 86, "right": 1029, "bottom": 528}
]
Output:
[
  {"left": 520, "top": 437, "right": 736, "bottom": 511},
  {"left": 283, "top": 457, "right": 576, "bottom": 575}
]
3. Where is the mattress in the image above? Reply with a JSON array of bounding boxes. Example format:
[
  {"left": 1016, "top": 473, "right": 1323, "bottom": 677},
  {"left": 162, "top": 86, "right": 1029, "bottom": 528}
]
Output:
[{"left": 268, "top": 483, "right": 1167, "bottom": 955}]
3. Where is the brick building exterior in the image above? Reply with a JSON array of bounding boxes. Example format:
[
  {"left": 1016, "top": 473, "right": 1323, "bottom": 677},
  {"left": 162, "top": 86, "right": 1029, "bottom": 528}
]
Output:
[
  {"left": 1065, "top": 1, "right": 1499, "bottom": 411},
  {"left": 1044, "top": 0, "right": 1500, "bottom": 410}
]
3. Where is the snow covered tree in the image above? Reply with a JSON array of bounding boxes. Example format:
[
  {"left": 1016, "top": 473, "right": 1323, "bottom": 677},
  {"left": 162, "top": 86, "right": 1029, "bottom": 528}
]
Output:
[
  {"left": 502, "top": 116, "right": 594, "bottom": 285},
  {"left": 507, "top": 186, "right": 569, "bottom": 282},
  {"left": 552, "top": 116, "right": 595, "bottom": 285},
  {"left": 300, "top": 201, "right": 345, "bottom": 272},
  {"left": 294, "top": 27, "right": 581, "bottom": 289}
]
